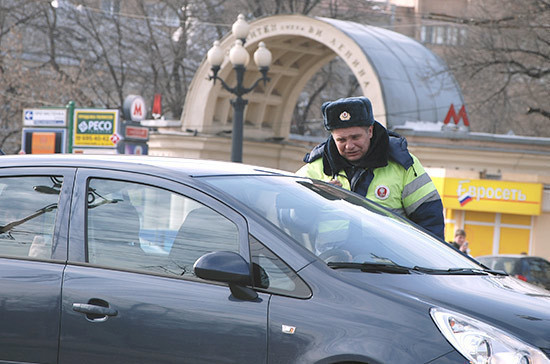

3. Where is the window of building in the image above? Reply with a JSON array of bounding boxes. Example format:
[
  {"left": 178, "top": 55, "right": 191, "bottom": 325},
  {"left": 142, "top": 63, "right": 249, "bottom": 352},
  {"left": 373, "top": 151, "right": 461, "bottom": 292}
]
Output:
[
  {"left": 101, "top": 0, "right": 120, "bottom": 15},
  {"left": 144, "top": 3, "right": 180, "bottom": 27},
  {"left": 420, "top": 25, "right": 467, "bottom": 46}
]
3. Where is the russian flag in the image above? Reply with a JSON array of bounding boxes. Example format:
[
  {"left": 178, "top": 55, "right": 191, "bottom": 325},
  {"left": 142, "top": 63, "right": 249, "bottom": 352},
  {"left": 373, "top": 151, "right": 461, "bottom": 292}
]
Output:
[{"left": 458, "top": 193, "right": 473, "bottom": 206}]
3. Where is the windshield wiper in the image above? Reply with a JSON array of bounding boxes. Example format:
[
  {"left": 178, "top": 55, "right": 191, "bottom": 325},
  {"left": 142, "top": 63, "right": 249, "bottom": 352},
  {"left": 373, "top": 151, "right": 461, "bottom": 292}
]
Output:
[
  {"left": 328, "top": 263, "right": 511, "bottom": 276},
  {"left": 328, "top": 262, "right": 412, "bottom": 274},
  {"left": 480, "top": 268, "right": 509, "bottom": 276},
  {"left": 412, "top": 267, "right": 508, "bottom": 276}
]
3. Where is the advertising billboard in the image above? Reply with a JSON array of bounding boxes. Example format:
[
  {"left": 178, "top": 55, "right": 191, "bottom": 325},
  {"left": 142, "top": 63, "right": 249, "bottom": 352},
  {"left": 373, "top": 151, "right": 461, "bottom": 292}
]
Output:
[
  {"left": 21, "top": 128, "right": 67, "bottom": 154},
  {"left": 73, "top": 109, "right": 120, "bottom": 148}
]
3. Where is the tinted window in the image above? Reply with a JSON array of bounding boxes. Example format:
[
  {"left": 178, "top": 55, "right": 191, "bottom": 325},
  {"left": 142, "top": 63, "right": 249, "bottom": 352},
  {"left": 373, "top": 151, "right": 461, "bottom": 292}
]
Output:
[
  {"left": 527, "top": 258, "right": 550, "bottom": 281},
  {"left": 0, "top": 176, "right": 62, "bottom": 259},
  {"left": 479, "top": 257, "right": 520, "bottom": 275},
  {"left": 203, "top": 175, "right": 480, "bottom": 270},
  {"left": 86, "top": 178, "right": 239, "bottom": 277}
]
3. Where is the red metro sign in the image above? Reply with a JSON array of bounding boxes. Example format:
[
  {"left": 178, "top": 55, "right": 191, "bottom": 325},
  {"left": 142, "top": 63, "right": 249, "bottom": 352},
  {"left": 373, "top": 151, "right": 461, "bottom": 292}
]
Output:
[
  {"left": 443, "top": 104, "right": 470, "bottom": 127},
  {"left": 122, "top": 95, "right": 146, "bottom": 122}
]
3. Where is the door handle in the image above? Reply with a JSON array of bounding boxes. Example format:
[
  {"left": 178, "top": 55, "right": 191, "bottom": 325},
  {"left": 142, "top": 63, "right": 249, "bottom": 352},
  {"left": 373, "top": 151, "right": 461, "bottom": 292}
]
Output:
[
  {"left": 72, "top": 298, "right": 118, "bottom": 322},
  {"left": 72, "top": 303, "right": 118, "bottom": 317}
]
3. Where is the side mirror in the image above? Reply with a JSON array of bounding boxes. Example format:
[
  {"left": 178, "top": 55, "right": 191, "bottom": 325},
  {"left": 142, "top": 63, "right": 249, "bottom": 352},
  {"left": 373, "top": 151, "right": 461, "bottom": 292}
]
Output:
[{"left": 194, "top": 251, "right": 258, "bottom": 301}]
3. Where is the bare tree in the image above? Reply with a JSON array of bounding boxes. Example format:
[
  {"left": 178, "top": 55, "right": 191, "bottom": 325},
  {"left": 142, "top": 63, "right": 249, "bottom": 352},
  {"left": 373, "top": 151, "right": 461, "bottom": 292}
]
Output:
[
  {"left": 235, "top": 0, "right": 322, "bottom": 17},
  {"left": 292, "top": 58, "right": 360, "bottom": 137},
  {"left": 0, "top": 0, "right": 392, "bottom": 154},
  {"left": 0, "top": 0, "right": 236, "bottom": 152},
  {"left": 136, "top": 0, "right": 235, "bottom": 118},
  {"left": 0, "top": 1, "right": 37, "bottom": 153},
  {"left": 0, "top": 1, "right": 93, "bottom": 153},
  {"left": 442, "top": 0, "right": 550, "bottom": 136},
  {"left": 0, "top": 38, "right": 94, "bottom": 153}
]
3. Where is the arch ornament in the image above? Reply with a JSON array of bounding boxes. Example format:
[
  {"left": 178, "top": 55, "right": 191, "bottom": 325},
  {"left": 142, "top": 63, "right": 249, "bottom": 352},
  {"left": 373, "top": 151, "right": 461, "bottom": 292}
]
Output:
[{"left": 181, "top": 14, "right": 464, "bottom": 141}]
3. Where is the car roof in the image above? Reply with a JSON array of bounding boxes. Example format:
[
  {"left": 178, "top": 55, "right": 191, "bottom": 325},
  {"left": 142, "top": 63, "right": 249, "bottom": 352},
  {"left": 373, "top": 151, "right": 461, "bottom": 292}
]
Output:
[{"left": 0, "top": 154, "right": 294, "bottom": 177}]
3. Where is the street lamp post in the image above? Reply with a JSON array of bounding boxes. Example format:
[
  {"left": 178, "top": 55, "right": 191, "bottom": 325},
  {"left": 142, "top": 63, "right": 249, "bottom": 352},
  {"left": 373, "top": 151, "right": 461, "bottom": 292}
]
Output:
[{"left": 207, "top": 14, "right": 272, "bottom": 163}]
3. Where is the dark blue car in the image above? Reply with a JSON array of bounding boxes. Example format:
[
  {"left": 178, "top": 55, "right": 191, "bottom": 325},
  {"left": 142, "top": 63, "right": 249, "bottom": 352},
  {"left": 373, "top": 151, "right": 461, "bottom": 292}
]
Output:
[
  {"left": 477, "top": 254, "right": 550, "bottom": 291},
  {"left": 0, "top": 154, "right": 549, "bottom": 363}
]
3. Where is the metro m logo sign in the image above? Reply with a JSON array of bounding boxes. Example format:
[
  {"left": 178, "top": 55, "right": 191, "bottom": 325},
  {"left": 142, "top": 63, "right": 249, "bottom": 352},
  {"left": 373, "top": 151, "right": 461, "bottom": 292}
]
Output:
[
  {"left": 133, "top": 103, "right": 143, "bottom": 118},
  {"left": 443, "top": 104, "right": 470, "bottom": 127},
  {"left": 122, "top": 95, "right": 146, "bottom": 122}
]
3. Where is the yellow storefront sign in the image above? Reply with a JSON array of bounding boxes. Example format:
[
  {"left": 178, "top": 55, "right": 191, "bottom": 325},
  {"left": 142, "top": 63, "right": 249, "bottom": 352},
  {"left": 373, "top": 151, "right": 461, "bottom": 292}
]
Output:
[
  {"left": 73, "top": 109, "right": 119, "bottom": 147},
  {"left": 433, "top": 177, "right": 542, "bottom": 216}
]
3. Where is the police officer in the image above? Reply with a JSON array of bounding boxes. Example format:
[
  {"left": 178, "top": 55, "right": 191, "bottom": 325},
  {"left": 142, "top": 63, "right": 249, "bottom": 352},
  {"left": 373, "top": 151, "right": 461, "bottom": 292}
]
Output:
[{"left": 296, "top": 96, "right": 445, "bottom": 240}]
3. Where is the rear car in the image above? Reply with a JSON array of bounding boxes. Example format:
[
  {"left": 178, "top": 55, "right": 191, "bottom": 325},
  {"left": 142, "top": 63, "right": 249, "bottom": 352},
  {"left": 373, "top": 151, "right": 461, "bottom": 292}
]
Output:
[
  {"left": 0, "top": 154, "right": 549, "bottom": 364},
  {"left": 477, "top": 254, "right": 550, "bottom": 291}
]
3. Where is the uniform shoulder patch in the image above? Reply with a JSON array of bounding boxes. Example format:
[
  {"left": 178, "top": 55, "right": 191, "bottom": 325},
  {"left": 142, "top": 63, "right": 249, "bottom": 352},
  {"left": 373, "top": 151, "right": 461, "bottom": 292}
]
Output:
[{"left": 375, "top": 185, "right": 390, "bottom": 200}]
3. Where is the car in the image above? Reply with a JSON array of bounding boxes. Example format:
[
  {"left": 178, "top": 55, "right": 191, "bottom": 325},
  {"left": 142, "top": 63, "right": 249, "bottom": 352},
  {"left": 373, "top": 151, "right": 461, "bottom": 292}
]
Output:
[
  {"left": 476, "top": 254, "right": 550, "bottom": 291},
  {"left": 0, "top": 153, "right": 549, "bottom": 364}
]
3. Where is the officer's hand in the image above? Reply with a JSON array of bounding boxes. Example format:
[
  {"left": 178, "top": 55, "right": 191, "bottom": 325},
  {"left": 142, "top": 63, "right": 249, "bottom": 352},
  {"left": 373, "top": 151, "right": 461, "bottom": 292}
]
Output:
[{"left": 329, "top": 179, "right": 342, "bottom": 187}]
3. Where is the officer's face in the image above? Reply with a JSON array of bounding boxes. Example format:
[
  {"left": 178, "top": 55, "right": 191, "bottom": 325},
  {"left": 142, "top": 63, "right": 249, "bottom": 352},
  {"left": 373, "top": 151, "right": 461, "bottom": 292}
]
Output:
[{"left": 332, "top": 126, "right": 373, "bottom": 162}]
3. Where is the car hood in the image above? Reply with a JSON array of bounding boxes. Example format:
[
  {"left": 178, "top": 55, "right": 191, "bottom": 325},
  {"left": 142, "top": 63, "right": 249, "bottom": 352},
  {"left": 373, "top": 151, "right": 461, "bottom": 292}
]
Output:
[{"left": 342, "top": 271, "right": 550, "bottom": 349}]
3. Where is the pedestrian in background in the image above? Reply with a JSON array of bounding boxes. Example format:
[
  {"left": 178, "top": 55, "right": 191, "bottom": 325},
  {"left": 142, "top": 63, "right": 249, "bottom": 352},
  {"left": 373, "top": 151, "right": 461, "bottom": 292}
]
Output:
[{"left": 450, "top": 228, "right": 470, "bottom": 255}]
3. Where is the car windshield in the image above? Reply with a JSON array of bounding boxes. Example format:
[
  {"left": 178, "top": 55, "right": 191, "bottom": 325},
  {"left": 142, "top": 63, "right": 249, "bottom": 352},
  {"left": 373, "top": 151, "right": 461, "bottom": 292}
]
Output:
[
  {"left": 476, "top": 257, "right": 517, "bottom": 273},
  {"left": 202, "top": 175, "right": 480, "bottom": 270}
]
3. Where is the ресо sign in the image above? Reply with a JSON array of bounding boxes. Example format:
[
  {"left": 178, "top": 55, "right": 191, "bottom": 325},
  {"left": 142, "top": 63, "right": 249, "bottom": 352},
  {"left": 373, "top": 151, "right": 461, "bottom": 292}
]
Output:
[{"left": 73, "top": 109, "right": 119, "bottom": 147}]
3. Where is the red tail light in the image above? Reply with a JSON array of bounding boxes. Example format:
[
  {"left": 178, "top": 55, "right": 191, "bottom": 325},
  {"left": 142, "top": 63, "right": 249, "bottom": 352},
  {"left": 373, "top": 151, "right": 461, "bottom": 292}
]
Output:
[{"left": 515, "top": 274, "right": 528, "bottom": 282}]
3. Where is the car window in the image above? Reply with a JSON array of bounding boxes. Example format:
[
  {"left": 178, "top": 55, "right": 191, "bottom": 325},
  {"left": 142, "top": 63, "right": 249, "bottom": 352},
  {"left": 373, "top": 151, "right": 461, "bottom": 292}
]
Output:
[
  {"left": 0, "top": 175, "right": 62, "bottom": 259},
  {"left": 250, "top": 235, "right": 311, "bottom": 298},
  {"left": 506, "top": 259, "right": 521, "bottom": 275},
  {"left": 477, "top": 257, "right": 498, "bottom": 270},
  {"left": 86, "top": 178, "right": 240, "bottom": 277},
  {"left": 484, "top": 257, "right": 520, "bottom": 275},
  {"left": 528, "top": 258, "right": 550, "bottom": 281}
]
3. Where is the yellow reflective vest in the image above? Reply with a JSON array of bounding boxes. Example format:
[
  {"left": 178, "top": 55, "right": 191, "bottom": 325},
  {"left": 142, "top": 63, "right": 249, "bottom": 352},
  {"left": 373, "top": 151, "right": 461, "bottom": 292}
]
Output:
[{"left": 296, "top": 154, "right": 439, "bottom": 218}]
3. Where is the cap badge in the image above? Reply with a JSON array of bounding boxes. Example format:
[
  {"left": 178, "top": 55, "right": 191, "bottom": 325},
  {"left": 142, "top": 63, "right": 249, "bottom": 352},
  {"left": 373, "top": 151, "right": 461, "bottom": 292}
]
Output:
[{"left": 339, "top": 111, "right": 351, "bottom": 121}]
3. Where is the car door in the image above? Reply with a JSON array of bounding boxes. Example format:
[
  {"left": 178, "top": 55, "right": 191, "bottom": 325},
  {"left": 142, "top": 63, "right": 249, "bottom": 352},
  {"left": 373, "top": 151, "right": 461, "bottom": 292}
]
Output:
[
  {"left": 58, "top": 169, "right": 268, "bottom": 364},
  {"left": 0, "top": 167, "right": 73, "bottom": 364}
]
